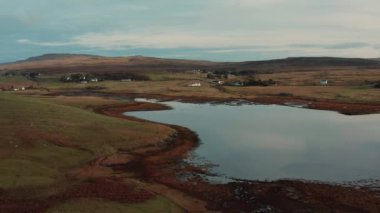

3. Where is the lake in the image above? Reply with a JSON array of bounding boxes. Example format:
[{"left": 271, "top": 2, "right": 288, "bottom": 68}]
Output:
[{"left": 125, "top": 101, "right": 380, "bottom": 182}]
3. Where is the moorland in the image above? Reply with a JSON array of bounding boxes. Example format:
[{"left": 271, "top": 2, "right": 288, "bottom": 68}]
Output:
[{"left": 0, "top": 54, "right": 380, "bottom": 212}]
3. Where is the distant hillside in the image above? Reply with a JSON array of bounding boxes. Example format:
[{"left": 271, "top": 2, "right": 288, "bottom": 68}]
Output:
[
  {"left": 22, "top": 53, "right": 100, "bottom": 62},
  {"left": 0, "top": 54, "right": 216, "bottom": 74},
  {"left": 1, "top": 54, "right": 380, "bottom": 75},
  {"left": 218, "top": 57, "right": 380, "bottom": 73}
]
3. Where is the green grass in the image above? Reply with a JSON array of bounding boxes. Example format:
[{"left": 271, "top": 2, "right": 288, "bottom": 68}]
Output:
[
  {"left": 0, "top": 75, "right": 33, "bottom": 83},
  {"left": 0, "top": 159, "right": 58, "bottom": 188},
  {"left": 47, "top": 197, "right": 183, "bottom": 213},
  {"left": 0, "top": 93, "right": 173, "bottom": 189},
  {"left": 0, "top": 140, "right": 92, "bottom": 189}
]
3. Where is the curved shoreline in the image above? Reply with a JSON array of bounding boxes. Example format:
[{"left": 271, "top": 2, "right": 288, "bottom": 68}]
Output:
[
  {"left": 96, "top": 101, "right": 380, "bottom": 212},
  {"left": 50, "top": 90, "right": 380, "bottom": 115},
  {"left": 115, "top": 92, "right": 380, "bottom": 115},
  {"left": 95, "top": 102, "right": 210, "bottom": 211}
]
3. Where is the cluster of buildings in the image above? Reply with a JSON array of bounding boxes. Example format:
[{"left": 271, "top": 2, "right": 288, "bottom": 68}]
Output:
[{"left": 0, "top": 86, "right": 29, "bottom": 92}]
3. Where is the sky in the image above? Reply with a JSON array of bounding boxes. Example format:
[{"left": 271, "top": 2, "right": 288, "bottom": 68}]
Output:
[{"left": 1, "top": 0, "right": 380, "bottom": 63}]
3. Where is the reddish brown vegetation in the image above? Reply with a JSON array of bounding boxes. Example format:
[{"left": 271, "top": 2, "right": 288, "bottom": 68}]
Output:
[
  {"left": 253, "top": 96, "right": 380, "bottom": 115},
  {"left": 59, "top": 179, "right": 155, "bottom": 203},
  {"left": 100, "top": 91, "right": 380, "bottom": 115},
  {"left": 0, "top": 179, "right": 155, "bottom": 213}
]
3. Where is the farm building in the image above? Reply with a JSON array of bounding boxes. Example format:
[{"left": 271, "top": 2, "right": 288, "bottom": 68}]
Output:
[{"left": 188, "top": 82, "right": 201, "bottom": 87}]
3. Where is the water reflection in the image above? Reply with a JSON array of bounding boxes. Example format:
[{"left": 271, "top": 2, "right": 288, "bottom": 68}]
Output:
[{"left": 126, "top": 102, "right": 380, "bottom": 182}]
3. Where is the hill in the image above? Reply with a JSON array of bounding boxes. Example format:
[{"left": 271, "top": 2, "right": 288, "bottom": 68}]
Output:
[
  {"left": 0, "top": 54, "right": 216, "bottom": 74},
  {"left": 1, "top": 54, "right": 380, "bottom": 75}
]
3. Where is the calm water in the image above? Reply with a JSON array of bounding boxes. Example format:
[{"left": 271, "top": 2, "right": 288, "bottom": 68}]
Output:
[{"left": 125, "top": 102, "right": 380, "bottom": 182}]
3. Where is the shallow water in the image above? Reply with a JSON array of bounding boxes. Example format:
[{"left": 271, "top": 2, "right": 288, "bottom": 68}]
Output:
[{"left": 125, "top": 102, "right": 380, "bottom": 182}]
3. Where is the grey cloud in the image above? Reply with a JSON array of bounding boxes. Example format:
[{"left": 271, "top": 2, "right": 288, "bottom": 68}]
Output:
[
  {"left": 324, "top": 42, "right": 370, "bottom": 49},
  {"left": 291, "top": 42, "right": 371, "bottom": 50}
]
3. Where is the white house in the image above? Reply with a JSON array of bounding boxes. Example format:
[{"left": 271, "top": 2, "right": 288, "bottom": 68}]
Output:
[
  {"left": 320, "top": 80, "right": 328, "bottom": 85},
  {"left": 188, "top": 82, "right": 201, "bottom": 87}
]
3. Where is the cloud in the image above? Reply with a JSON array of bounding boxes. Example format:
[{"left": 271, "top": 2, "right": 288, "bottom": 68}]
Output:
[
  {"left": 18, "top": 32, "right": 269, "bottom": 49},
  {"left": 324, "top": 42, "right": 371, "bottom": 49},
  {"left": 17, "top": 29, "right": 380, "bottom": 61},
  {"left": 17, "top": 39, "right": 75, "bottom": 47},
  {"left": 205, "top": 43, "right": 380, "bottom": 59},
  {"left": 222, "top": 0, "right": 285, "bottom": 8},
  {"left": 5, "top": 0, "right": 380, "bottom": 62},
  {"left": 17, "top": 31, "right": 378, "bottom": 53},
  {"left": 291, "top": 42, "right": 371, "bottom": 50}
]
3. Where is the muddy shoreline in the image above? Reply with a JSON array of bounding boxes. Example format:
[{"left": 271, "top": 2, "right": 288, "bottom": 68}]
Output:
[
  {"left": 50, "top": 90, "right": 380, "bottom": 115},
  {"left": 96, "top": 101, "right": 380, "bottom": 212}
]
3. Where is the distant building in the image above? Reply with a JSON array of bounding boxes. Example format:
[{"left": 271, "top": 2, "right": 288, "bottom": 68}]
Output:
[
  {"left": 29, "top": 72, "right": 41, "bottom": 78},
  {"left": 212, "top": 80, "right": 224, "bottom": 85},
  {"left": 4, "top": 72, "right": 15, "bottom": 77},
  {"left": 90, "top": 78, "right": 98, "bottom": 82},
  {"left": 231, "top": 81, "right": 244, "bottom": 86},
  {"left": 188, "top": 82, "right": 201, "bottom": 87},
  {"left": 80, "top": 81, "right": 88, "bottom": 84},
  {"left": 320, "top": 80, "right": 328, "bottom": 85}
]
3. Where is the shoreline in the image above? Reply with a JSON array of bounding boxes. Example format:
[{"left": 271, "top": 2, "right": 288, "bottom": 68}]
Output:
[
  {"left": 96, "top": 100, "right": 380, "bottom": 212},
  {"left": 50, "top": 90, "right": 380, "bottom": 115}
]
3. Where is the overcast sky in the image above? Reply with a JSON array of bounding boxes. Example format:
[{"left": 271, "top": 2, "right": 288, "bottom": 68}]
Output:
[{"left": 1, "top": 0, "right": 380, "bottom": 62}]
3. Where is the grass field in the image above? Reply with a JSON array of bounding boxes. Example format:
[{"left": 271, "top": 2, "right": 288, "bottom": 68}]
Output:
[
  {"left": 257, "top": 69, "right": 380, "bottom": 86},
  {"left": 0, "top": 67, "right": 379, "bottom": 211},
  {"left": 2, "top": 69, "right": 380, "bottom": 104},
  {"left": 0, "top": 93, "right": 182, "bottom": 211}
]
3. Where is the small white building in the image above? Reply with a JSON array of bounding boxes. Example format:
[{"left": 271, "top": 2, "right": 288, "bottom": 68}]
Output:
[
  {"left": 90, "top": 78, "right": 98, "bottom": 82},
  {"left": 320, "top": 80, "right": 328, "bottom": 85},
  {"left": 231, "top": 81, "right": 243, "bottom": 86},
  {"left": 188, "top": 82, "right": 201, "bottom": 87}
]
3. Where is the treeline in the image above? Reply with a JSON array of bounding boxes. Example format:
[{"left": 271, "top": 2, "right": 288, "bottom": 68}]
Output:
[
  {"left": 224, "top": 77, "right": 276, "bottom": 87},
  {"left": 243, "top": 77, "right": 276, "bottom": 86}
]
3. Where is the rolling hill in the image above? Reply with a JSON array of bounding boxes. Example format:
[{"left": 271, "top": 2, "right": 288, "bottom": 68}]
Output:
[{"left": 1, "top": 54, "right": 380, "bottom": 75}]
